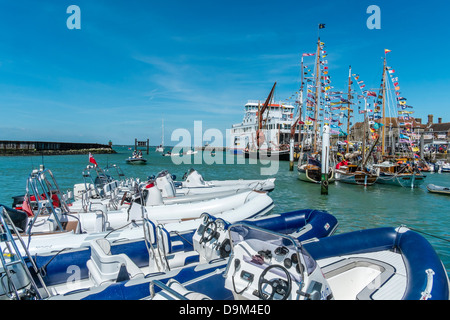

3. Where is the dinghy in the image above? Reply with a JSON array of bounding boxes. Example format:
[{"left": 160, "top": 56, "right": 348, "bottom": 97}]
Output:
[
  {"left": 0, "top": 205, "right": 338, "bottom": 299},
  {"left": 427, "top": 184, "right": 450, "bottom": 195}
]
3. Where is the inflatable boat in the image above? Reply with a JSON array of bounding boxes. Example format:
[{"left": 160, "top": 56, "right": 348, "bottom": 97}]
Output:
[
  {"left": 151, "top": 224, "right": 448, "bottom": 300},
  {"left": 150, "top": 170, "right": 274, "bottom": 203},
  {"left": 178, "top": 168, "right": 276, "bottom": 193},
  {"left": 427, "top": 184, "right": 450, "bottom": 195}
]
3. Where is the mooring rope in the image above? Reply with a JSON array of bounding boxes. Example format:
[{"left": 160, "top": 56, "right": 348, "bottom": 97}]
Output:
[{"left": 405, "top": 226, "right": 450, "bottom": 243}]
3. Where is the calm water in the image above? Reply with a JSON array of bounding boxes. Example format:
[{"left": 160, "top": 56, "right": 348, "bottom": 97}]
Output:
[{"left": 0, "top": 146, "right": 449, "bottom": 276}]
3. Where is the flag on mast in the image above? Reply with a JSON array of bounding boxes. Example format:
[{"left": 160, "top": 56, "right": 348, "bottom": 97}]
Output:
[
  {"left": 319, "top": 23, "right": 326, "bottom": 29},
  {"left": 89, "top": 152, "right": 98, "bottom": 167},
  {"left": 384, "top": 49, "right": 391, "bottom": 54}
]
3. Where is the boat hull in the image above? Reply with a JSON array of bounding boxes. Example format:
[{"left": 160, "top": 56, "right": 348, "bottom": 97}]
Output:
[
  {"left": 125, "top": 158, "right": 147, "bottom": 165},
  {"left": 427, "top": 184, "right": 450, "bottom": 195},
  {"left": 376, "top": 172, "right": 426, "bottom": 188},
  {"left": 244, "top": 149, "right": 293, "bottom": 161},
  {"left": 297, "top": 165, "right": 335, "bottom": 184},
  {"left": 335, "top": 170, "right": 378, "bottom": 186}
]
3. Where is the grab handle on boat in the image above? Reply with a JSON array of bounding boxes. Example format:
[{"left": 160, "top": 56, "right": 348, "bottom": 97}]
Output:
[{"left": 420, "top": 269, "right": 435, "bottom": 300}]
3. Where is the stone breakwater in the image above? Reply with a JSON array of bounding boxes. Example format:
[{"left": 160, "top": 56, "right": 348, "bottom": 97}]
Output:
[
  {"left": 0, "top": 148, "right": 116, "bottom": 156},
  {"left": 0, "top": 140, "right": 116, "bottom": 156}
]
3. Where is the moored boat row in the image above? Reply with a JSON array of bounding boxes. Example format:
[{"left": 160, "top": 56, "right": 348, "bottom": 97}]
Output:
[{"left": 0, "top": 160, "right": 448, "bottom": 300}]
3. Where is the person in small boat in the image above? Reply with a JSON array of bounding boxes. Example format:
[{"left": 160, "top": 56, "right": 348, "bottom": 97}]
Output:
[
  {"left": 132, "top": 150, "right": 137, "bottom": 158},
  {"left": 138, "top": 150, "right": 143, "bottom": 158}
]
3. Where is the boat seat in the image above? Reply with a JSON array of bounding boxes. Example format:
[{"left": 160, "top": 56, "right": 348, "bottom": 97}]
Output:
[{"left": 86, "top": 238, "right": 144, "bottom": 286}]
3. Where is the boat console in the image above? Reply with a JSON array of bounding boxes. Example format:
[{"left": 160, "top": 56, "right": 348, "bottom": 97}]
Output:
[
  {"left": 192, "top": 213, "right": 232, "bottom": 263},
  {"left": 223, "top": 224, "right": 333, "bottom": 300}
]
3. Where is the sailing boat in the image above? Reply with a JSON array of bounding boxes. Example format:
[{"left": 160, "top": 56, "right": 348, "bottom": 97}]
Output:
[
  {"left": 297, "top": 37, "right": 334, "bottom": 184},
  {"left": 372, "top": 52, "right": 426, "bottom": 188},
  {"left": 243, "top": 82, "right": 292, "bottom": 161},
  {"left": 156, "top": 119, "right": 164, "bottom": 153},
  {"left": 334, "top": 66, "right": 378, "bottom": 186}
]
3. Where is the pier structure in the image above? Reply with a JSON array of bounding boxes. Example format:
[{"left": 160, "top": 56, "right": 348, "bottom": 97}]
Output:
[{"left": 135, "top": 139, "right": 150, "bottom": 155}]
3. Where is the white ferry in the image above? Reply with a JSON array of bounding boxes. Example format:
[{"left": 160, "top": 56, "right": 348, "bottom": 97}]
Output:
[{"left": 229, "top": 100, "right": 300, "bottom": 159}]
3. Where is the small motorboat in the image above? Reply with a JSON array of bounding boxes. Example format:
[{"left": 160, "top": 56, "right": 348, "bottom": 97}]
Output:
[
  {"left": 125, "top": 150, "right": 147, "bottom": 165},
  {"left": 125, "top": 156, "right": 147, "bottom": 165},
  {"left": 426, "top": 184, "right": 450, "bottom": 195}
]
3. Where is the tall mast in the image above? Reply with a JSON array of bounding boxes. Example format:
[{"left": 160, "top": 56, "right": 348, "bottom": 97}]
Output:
[
  {"left": 162, "top": 118, "right": 164, "bottom": 146},
  {"left": 313, "top": 37, "right": 321, "bottom": 153},
  {"left": 299, "top": 56, "right": 304, "bottom": 145},
  {"left": 381, "top": 57, "right": 386, "bottom": 156},
  {"left": 346, "top": 65, "right": 352, "bottom": 154},
  {"left": 292, "top": 56, "right": 304, "bottom": 143}
]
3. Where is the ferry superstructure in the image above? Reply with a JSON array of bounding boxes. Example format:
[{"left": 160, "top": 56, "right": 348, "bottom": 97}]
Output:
[{"left": 229, "top": 100, "right": 300, "bottom": 155}]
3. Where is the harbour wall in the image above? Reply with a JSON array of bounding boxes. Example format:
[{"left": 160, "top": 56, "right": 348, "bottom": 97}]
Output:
[{"left": 0, "top": 140, "right": 116, "bottom": 156}]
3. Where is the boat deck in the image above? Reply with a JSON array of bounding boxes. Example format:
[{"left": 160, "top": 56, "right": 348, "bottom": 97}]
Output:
[{"left": 317, "top": 250, "right": 406, "bottom": 300}]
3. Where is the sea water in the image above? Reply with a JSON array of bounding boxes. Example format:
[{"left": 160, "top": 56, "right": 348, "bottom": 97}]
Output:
[{"left": 0, "top": 146, "right": 449, "bottom": 277}]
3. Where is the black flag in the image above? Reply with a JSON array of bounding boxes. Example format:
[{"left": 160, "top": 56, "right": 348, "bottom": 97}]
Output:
[{"left": 319, "top": 23, "right": 326, "bottom": 29}]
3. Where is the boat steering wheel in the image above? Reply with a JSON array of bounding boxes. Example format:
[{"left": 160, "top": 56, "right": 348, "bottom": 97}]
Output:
[
  {"left": 200, "top": 220, "right": 217, "bottom": 244},
  {"left": 258, "top": 264, "right": 292, "bottom": 300}
]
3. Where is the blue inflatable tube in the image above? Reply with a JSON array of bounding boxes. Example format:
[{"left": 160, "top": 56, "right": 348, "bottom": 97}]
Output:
[
  {"left": 304, "top": 227, "right": 449, "bottom": 300},
  {"left": 244, "top": 209, "right": 338, "bottom": 242}
]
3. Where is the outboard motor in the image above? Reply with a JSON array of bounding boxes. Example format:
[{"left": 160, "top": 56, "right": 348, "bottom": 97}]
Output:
[
  {"left": 155, "top": 171, "right": 176, "bottom": 197},
  {"left": 183, "top": 169, "right": 207, "bottom": 187},
  {"left": 11, "top": 196, "right": 25, "bottom": 210},
  {"left": 144, "top": 182, "right": 164, "bottom": 206},
  {"left": 1, "top": 205, "right": 28, "bottom": 233}
]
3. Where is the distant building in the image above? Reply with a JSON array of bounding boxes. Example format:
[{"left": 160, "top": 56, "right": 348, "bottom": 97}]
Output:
[
  {"left": 349, "top": 117, "right": 424, "bottom": 149},
  {"left": 423, "top": 115, "right": 450, "bottom": 144},
  {"left": 349, "top": 114, "right": 449, "bottom": 152}
]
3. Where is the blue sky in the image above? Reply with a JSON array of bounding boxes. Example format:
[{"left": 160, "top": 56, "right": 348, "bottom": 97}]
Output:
[{"left": 0, "top": 0, "right": 449, "bottom": 146}]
